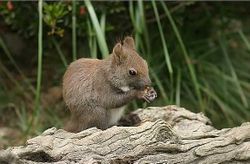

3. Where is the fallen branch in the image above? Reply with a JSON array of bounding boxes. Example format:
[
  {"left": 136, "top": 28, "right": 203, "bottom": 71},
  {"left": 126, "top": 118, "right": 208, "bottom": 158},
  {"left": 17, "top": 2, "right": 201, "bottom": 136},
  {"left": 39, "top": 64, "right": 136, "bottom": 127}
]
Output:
[{"left": 1, "top": 105, "right": 250, "bottom": 163}]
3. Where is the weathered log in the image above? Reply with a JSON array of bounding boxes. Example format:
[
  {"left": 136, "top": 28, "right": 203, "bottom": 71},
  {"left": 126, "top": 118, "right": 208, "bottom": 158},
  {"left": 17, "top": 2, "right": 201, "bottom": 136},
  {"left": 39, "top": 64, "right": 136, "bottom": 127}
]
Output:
[{"left": 1, "top": 105, "right": 250, "bottom": 164}]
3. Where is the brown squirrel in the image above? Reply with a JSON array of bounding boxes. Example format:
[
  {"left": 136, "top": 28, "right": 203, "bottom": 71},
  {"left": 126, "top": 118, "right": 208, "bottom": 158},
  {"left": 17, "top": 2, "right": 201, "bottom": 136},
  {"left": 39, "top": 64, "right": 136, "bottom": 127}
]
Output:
[{"left": 63, "top": 37, "right": 157, "bottom": 132}]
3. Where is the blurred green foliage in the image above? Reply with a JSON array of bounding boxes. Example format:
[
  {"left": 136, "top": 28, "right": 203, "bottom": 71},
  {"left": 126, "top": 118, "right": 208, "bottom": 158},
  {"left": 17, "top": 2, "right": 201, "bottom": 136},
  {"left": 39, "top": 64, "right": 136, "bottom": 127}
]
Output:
[
  {"left": 1, "top": 1, "right": 250, "bottom": 147},
  {"left": 43, "top": 2, "right": 69, "bottom": 37}
]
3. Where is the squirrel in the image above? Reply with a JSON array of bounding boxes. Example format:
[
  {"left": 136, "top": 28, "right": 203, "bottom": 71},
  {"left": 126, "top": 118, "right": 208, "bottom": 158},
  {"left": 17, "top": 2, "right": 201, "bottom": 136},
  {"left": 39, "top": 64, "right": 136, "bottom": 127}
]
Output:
[{"left": 63, "top": 36, "right": 157, "bottom": 132}]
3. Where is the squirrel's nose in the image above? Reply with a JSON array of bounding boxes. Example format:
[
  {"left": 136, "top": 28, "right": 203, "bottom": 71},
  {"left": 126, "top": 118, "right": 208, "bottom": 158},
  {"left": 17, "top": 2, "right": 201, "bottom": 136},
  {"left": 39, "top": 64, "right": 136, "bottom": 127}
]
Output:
[
  {"left": 137, "top": 78, "right": 151, "bottom": 89},
  {"left": 144, "top": 78, "right": 152, "bottom": 87}
]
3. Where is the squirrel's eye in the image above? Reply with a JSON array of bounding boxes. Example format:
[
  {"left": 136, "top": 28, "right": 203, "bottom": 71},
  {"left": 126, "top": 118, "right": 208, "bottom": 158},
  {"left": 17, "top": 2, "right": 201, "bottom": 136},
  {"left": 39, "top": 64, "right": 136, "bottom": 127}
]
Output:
[{"left": 129, "top": 68, "right": 137, "bottom": 76}]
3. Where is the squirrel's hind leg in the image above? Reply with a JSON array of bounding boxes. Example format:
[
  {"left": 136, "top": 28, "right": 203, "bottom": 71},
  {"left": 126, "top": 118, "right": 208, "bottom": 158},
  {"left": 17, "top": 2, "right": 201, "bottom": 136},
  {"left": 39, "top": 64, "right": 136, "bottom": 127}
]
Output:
[
  {"left": 91, "top": 107, "right": 109, "bottom": 130},
  {"left": 64, "top": 112, "right": 90, "bottom": 132},
  {"left": 64, "top": 107, "right": 109, "bottom": 132}
]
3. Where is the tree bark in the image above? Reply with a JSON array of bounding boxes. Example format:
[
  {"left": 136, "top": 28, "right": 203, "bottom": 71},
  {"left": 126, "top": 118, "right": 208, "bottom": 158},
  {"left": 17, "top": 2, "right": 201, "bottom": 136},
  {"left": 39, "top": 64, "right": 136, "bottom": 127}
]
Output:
[{"left": 1, "top": 105, "right": 250, "bottom": 164}]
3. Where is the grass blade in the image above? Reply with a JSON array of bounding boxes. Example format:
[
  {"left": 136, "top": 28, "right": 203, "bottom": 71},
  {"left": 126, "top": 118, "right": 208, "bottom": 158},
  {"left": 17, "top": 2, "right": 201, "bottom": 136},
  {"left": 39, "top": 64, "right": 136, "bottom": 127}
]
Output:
[
  {"left": 219, "top": 37, "right": 248, "bottom": 108},
  {"left": 52, "top": 37, "right": 68, "bottom": 68},
  {"left": 161, "top": 2, "right": 204, "bottom": 112},
  {"left": 201, "top": 87, "right": 243, "bottom": 126},
  {"left": 0, "top": 35, "right": 35, "bottom": 94},
  {"left": 32, "top": 0, "right": 43, "bottom": 132},
  {"left": 175, "top": 69, "right": 181, "bottom": 106},
  {"left": 85, "top": 0, "right": 109, "bottom": 58},
  {"left": 238, "top": 29, "right": 250, "bottom": 50},
  {"left": 150, "top": 69, "right": 169, "bottom": 102},
  {"left": 138, "top": 0, "right": 151, "bottom": 56},
  {"left": 0, "top": 61, "right": 23, "bottom": 93},
  {"left": 129, "top": 1, "right": 141, "bottom": 50},
  {"left": 238, "top": 30, "right": 250, "bottom": 50},
  {"left": 100, "top": 12, "right": 106, "bottom": 38},
  {"left": 72, "top": 0, "right": 77, "bottom": 61},
  {"left": 152, "top": 1, "right": 173, "bottom": 75},
  {"left": 87, "top": 18, "right": 97, "bottom": 58}
]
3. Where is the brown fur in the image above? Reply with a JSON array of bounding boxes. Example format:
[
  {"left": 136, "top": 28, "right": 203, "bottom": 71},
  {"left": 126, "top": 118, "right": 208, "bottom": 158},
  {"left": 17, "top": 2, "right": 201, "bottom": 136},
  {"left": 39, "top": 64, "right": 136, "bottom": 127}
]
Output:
[{"left": 63, "top": 37, "right": 152, "bottom": 132}]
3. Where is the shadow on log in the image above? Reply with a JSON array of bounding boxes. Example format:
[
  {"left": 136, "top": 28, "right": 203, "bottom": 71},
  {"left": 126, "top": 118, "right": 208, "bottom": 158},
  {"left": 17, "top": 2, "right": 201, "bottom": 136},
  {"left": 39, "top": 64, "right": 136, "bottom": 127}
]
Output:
[{"left": 1, "top": 105, "right": 250, "bottom": 163}]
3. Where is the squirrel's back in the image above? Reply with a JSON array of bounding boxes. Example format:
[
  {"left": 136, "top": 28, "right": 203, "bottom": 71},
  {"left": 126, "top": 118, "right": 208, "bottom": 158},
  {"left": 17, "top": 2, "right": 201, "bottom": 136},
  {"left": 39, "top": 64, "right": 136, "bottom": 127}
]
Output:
[{"left": 63, "top": 58, "right": 102, "bottom": 109}]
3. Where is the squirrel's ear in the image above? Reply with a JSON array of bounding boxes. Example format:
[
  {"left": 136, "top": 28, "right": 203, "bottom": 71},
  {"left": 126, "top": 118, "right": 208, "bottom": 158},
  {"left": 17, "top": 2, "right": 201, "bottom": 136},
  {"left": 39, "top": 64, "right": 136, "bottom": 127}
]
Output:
[
  {"left": 123, "top": 36, "right": 135, "bottom": 49},
  {"left": 112, "top": 43, "right": 127, "bottom": 64}
]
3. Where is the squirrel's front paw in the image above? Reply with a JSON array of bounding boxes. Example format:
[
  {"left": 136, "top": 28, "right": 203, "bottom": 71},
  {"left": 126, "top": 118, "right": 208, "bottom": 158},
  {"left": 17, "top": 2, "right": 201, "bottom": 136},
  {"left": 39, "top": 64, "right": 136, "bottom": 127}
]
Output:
[
  {"left": 144, "top": 87, "right": 157, "bottom": 103},
  {"left": 137, "top": 87, "right": 157, "bottom": 103}
]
